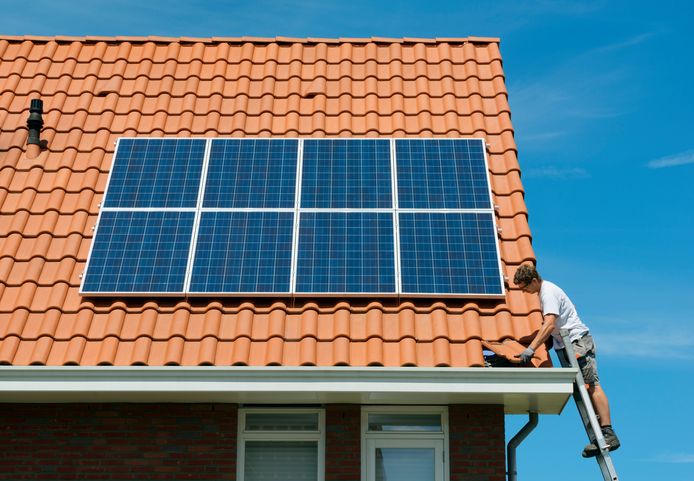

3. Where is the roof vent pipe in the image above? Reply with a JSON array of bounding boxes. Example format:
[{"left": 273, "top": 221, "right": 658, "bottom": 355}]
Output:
[
  {"left": 27, "top": 98, "right": 45, "bottom": 146},
  {"left": 507, "top": 412, "right": 538, "bottom": 481}
]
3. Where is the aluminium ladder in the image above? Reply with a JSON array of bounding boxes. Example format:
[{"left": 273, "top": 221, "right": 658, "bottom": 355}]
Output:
[{"left": 557, "top": 329, "right": 619, "bottom": 481}]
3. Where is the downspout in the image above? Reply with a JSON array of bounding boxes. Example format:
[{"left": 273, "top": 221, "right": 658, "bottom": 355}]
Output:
[{"left": 507, "top": 412, "right": 538, "bottom": 481}]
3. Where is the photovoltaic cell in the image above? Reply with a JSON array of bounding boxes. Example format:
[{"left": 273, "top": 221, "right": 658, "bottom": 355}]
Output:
[
  {"left": 398, "top": 212, "right": 503, "bottom": 295},
  {"left": 301, "top": 139, "right": 392, "bottom": 208},
  {"left": 396, "top": 139, "right": 491, "bottom": 209},
  {"left": 104, "top": 138, "right": 206, "bottom": 208},
  {"left": 189, "top": 211, "right": 294, "bottom": 293},
  {"left": 204, "top": 139, "right": 299, "bottom": 208},
  {"left": 295, "top": 212, "right": 396, "bottom": 293},
  {"left": 82, "top": 211, "right": 194, "bottom": 293}
]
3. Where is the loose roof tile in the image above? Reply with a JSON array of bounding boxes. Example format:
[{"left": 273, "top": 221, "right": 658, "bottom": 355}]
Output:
[{"left": 0, "top": 35, "right": 542, "bottom": 367}]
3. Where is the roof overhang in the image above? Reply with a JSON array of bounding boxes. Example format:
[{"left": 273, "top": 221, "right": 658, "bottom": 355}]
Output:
[{"left": 0, "top": 366, "right": 577, "bottom": 414}]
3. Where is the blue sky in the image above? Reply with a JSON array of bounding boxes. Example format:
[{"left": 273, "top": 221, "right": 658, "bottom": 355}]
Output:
[{"left": 4, "top": 1, "right": 693, "bottom": 479}]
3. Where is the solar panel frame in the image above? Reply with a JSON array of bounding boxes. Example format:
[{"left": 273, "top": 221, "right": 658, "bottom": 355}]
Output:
[
  {"left": 288, "top": 139, "right": 304, "bottom": 295},
  {"left": 80, "top": 210, "right": 196, "bottom": 295},
  {"left": 102, "top": 137, "right": 206, "bottom": 209},
  {"left": 203, "top": 138, "right": 299, "bottom": 208},
  {"left": 188, "top": 211, "right": 295, "bottom": 295},
  {"left": 395, "top": 138, "right": 492, "bottom": 210},
  {"left": 397, "top": 212, "right": 504, "bottom": 297},
  {"left": 389, "top": 139, "right": 402, "bottom": 295},
  {"left": 81, "top": 137, "right": 506, "bottom": 298},
  {"left": 300, "top": 138, "right": 393, "bottom": 209},
  {"left": 294, "top": 210, "right": 397, "bottom": 296}
]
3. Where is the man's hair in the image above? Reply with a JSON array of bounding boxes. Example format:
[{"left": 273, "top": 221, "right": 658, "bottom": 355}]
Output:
[{"left": 514, "top": 264, "right": 541, "bottom": 286}]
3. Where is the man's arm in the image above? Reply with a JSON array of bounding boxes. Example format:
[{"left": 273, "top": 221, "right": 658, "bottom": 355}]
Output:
[
  {"left": 516, "top": 314, "right": 557, "bottom": 363},
  {"left": 529, "top": 313, "right": 557, "bottom": 351}
]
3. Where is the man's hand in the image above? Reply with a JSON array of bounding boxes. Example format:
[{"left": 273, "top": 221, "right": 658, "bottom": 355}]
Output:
[{"left": 516, "top": 347, "right": 535, "bottom": 364}]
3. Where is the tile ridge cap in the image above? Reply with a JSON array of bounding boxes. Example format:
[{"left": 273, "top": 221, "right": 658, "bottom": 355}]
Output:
[
  {"left": 464, "top": 36, "right": 501, "bottom": 43},
  {"left": 0, "top": 35, "right": 500, "bottom": 45}
]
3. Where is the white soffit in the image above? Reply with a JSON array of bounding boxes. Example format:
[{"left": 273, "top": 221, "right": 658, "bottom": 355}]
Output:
[{"left": 0, "top": 366, "right": 577, "bottom": 415}]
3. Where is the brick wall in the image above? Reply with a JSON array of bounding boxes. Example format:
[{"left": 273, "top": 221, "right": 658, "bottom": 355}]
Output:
[
  {"left": 0, "top": 403, "right": 238, "bottom": 480},
  {"left": 449, "top": 404, "right": 506, "bottom": 481},
  {"left": 325, "top": 404, "right": 361, "bottom": 481},
  {"left": 1, "top": 403, "right": 505, "bottom": 481}
]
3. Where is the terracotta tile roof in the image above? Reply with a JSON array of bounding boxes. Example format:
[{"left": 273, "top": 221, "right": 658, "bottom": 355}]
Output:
[{"left": 0, "top": 36, "right": 546, "bottom": 367}]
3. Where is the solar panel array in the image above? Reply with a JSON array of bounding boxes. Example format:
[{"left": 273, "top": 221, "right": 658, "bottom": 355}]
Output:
[{"left": 81, "top": 138, "right": 504, "bottom": 297}]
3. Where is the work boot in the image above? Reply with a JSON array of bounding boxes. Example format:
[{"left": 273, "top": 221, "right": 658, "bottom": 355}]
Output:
[
  {"left": 602, "top": 426, "right": 620, "bottom": 451},
  {"left": 582, "top": 441, "right": 599, "bottom": 458},
  {"left": 582, "top": 427, "right": 620, "bottom": 458}
]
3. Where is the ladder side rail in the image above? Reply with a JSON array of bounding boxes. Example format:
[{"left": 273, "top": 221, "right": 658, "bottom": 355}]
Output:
[
  {"left": 596, "top": 448, "right": 620, "bottom": 481},
  {"left": 559, "top": 329, "right": 620, "bottom": 481},
  {"left": 557, "top": 347, "right": 599, "bottom": 438},
  {"left": 558, "top": 329, "right": 609, "bottom": 451},
  {"left": 571, "top": 383, "right": 598, "bottom": 438}
]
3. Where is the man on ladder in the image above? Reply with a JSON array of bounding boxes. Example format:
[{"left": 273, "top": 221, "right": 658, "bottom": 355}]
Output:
[{"left": 513, "top": 264, "right": 621, "bottom": 457}]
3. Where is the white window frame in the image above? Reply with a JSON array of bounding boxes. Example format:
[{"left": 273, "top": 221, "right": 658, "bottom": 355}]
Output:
[
  {"left": 361, "top": 406, "right": 449, "bottom": 481},
  {"left": 237, "top": 407, "right": 325, "bottom": 481}
]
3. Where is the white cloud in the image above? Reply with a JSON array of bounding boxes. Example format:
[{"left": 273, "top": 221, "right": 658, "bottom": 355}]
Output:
[
  {"left": 519, "top": 131, "right": 566, "bottom": 142},
  {"left": 650, "top": 453, "right": 694, "bottom": 464},
  {"left": 591, "top": 32, "right": 658, "bottom": 54},
  {"left": 524, "top": 166, "right": 589, "bottom": 180},
  {"left": 598, "top": 325, "right": 694, "bottom": 360},
  {"left": 509, "top": 32, "right": 658, "bottom": 148},
  {"left": 646, "top": 149, "right": 694, "bottom": 169}
]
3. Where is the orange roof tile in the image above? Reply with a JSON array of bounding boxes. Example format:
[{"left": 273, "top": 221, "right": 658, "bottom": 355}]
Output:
[{"left": 0, "top": 35, "right": 544, "bottom": 367}]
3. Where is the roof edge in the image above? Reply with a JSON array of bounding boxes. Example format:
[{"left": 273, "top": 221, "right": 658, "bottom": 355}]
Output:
[
  {"left": 0, "top": 34, "right": 500, "bottom": 45},
  {"left": 0, "top": 366, "right": 573, "bottom": 414}
]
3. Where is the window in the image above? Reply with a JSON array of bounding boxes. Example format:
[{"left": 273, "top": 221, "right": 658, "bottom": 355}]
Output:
[
  {"left": 238, "top": 408, "right": 325, "bottom": 481},
  {"left": 362, "top": 407, "right": 448, "bottom": 481}
]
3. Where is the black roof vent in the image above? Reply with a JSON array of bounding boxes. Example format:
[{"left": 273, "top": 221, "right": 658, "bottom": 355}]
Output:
[{"left": 27, "top": 98, "right": 44, "bottom": 146}]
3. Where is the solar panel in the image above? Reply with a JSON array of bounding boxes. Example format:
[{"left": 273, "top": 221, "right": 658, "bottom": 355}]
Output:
[
  {"left": 295, "top": 212, "right": 396, "bottom": 293},
  {"left": 301, "top": 139, "right": 392, "bottom": 208},
  {"left": 396, "top": 139, "right": 491, "bottom": 209},
  {"left": 398, "top": 212, "right": 503, "bottom": 295},
  {"left": 104, "top": 138, "right": 206, "bottom": 208},
  {"left": 189, "top": 211, "right": 294, "bottom": 293},
  {"left": 83, "top": 137, "right": 504, "bottom": 297},
  {"left": 81, "top": 211, "right": 194, "bottom": 293},
  {"left": 204, "top": 139, "right": 299, "bottom": 208}
]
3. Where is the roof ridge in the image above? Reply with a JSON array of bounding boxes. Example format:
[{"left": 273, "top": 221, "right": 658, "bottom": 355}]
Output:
[{"left": 0, "top": 34, "right": 500, "bottom": 45}]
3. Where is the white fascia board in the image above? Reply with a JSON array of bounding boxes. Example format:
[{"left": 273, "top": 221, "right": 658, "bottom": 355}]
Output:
[{"left": 0, "top": 366, "right": 577, "bottom": 414}]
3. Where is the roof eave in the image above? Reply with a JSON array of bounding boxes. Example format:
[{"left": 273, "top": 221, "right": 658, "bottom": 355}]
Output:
[{"left": 0, "top": 366, "right": 574, "bottom": 414}]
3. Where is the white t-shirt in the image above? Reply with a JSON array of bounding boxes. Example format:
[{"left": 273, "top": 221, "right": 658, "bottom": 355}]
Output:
[{"left": 539, "top": 280, "right": 590, "bottom": 349}]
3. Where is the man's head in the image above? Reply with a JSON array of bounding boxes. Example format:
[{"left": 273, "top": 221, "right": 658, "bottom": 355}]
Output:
[{"left": 514, "top": 264, "right": 542, "bottom": 294}]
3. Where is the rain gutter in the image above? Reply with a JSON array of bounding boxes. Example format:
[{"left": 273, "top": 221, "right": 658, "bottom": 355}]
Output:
[{"left": 0, "top": 366, "right": 576, "bottom": 414}]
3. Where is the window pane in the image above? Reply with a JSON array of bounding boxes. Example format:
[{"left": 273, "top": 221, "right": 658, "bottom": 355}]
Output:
[
  {"left": 246, "top": 413, "right": 319, "bottom": 431},
  {"left": 368, "top": 414, "right": 442, "bottom": 432},
  {"left": 245, "top": 441, "right": 318, "bottom": 481},
  {"left": 376, "top": 448, "right": 435, "bottom": 481}
]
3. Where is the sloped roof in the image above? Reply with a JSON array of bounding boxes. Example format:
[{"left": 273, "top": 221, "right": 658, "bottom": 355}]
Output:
[{"left": 0, "top": 36, "right": 547, "bottom": 367}]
